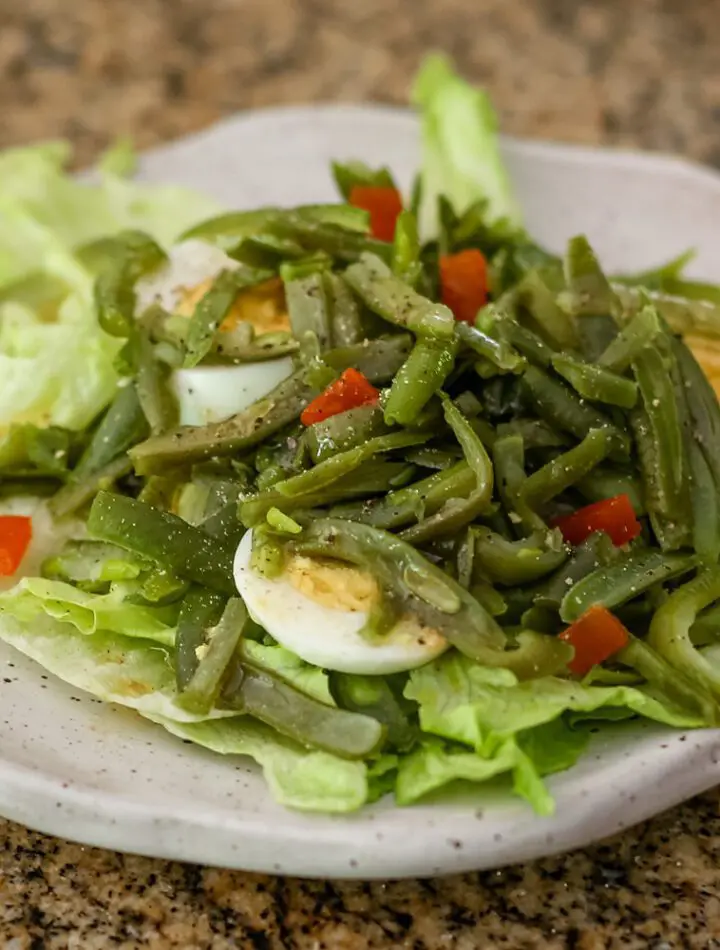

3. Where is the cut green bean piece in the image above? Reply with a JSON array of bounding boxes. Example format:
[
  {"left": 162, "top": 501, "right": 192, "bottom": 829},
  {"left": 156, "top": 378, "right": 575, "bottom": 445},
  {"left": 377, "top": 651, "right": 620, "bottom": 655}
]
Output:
[
  {"left": 647, "top": 569, "right": 720, "bottom": 705},
  {"left": 598, "top": 305, "right": 662, "bottom": 373},
  {"left": 331, "top": 160, "right": 395, "bottom": 199},
  {"left": 473, "top": 527, "right": 567, "bottom": 586},
  {"left": 88, "top": 492, "right": 236, "bottom": 594},
  {"left": 517, "top": 269, "right": 578, "bottom": 348},
  {"left": 269, "top": 214, "right": 390, "bottom": 264},
  {"left": 492, "top": 432, "right": 544, "bottom": 534},
  {"left": 520, "top": 427, "right": 614, "bottom": 510},
  {"left": 181, "top": 204, "right": 369, "bottom": 244},
  {"left": 523, "top": 366, "right": 628, "bottom": 456},
  {"left": 575, "top": 468, "right": 645, "bottom": 515},
  {"left": 49, "top": 455, "right": 134, "bottom": 520},
  {"left": 560, "top": 549, "right": 697, "bottom": 623},
  {"left": 613, "top": 284, "right": 720, "bottom": 340},
  {"left": 325, "top": 273, "right": 364, "bottom": 347},
  {"left": 305, "top": 404, "right": 389, "bottom": 464},
  {"left": 560, "top": 235, "right": 619, "bottom": 318},
  {"left": 132, "top": 331, "right": 179, "bottom": 435},
  {"left": 329, "top": 673, "right": 417, "bottom": 753},
  {"left": 177, "top": 598, "right": 247, "bottom": 714},
  {"left": 73, "top": 383, "right": 148, "bottom": 481},
  {"left": 384, "top": 335, "right": 458, "bottom": 426},
  {"left": 391, "top": 211, "right": 422, "bottom": 288},
  {"left": 324, "top": 334, "right": 413, "bottom": 383},
  {"left": 130, "top": 371, "right": 316, "bottom": 474},
  {"left": 285, "top": 272, "right": 332, "bottom": 350},
  {"left": 184, "top": 266, "right": 273, "bottom": 368},
  {"left": 175, "top": 586, "right": 227, "bottom": 692},
  {"left": 551, "top": 353, "right": 637, "bottom": 409},
  {"left": 345, "top": 253, "right": 455, "bottom": 339},
  {"left": 95, "top": 230, "right": 167, "bottom": 337},
  {"left": 456, "top": 319, "right": 526, "bottom": 373},
  {"left": 534, "top": 531, "right": 618, "bottom": 610},
  {"left": 497, "top": 317, "right": 555, "bottom": 368},
  {"left": 222, "top": 661, "right": 386, "bottom": 758}
]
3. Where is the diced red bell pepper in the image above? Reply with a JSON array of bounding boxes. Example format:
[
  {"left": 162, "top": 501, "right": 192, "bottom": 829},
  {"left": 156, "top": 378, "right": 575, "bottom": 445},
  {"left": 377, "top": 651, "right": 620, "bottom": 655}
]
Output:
[
  {"left": 552, "top": 494, "right": 641, "bottom": 548},
  {"left": 348, "top": 185, "right": 403, "bottom": 242},
  {"left": 0, "top": 515, "right": 32, "bottom": 576},
  {"left": 559, "top": 605, "right": 630, "bottom": 676},
  {"left": 301, "top": 368, "right": 380, "bottom": 426},
  {"left": 439, "top": 249, "right": 488, "bottom": 325}
]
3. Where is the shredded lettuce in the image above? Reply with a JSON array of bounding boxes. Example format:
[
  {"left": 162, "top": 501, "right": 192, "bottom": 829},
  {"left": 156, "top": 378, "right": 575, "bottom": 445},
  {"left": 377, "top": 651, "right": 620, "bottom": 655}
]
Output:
[{"left": 412, "top": 54, "right": 523, "bottom": 239}]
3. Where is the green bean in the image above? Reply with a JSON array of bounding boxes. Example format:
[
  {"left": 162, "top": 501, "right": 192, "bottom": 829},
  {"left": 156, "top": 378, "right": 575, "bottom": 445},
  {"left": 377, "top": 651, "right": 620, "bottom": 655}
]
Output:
[
  {"left": 285, "top": 272, "right": 332, "bottom": 350},
  {"left": 534, "top": 531, "right": 618, "bottom": 609},
  {"left": 497, "top": 419, "right": 567, "bottom": 451},
  {"left": 174, "top": 586, "right": 227, "bottom": 692},
  {"left": 212, "top": 328, "right": 298, "bottom": 363},
  {"left": 551, "top": 353, "right": 637, "bottom": 409},
  {"left": 690, "top": 604, "right": 720, "bottom": 645},
  {"left": 94, "top": 230, "right": 167, "bottom": 337},
  {"left": 290, "top": 518, "right": 505, "bottom": 660},
  {"left": 560, "top": 549, "right": 697, "bottom": 623},
  {"left": 183, "top": 266, "right": 273, "bottom": 368},
  {"left": 73, "top": 384, "right": 148, "bottom": 481},
  {"left": 492, "top": 432, "right": 543, "bottom": 534},
  {"left": 598, "top": 304, "right": 662, "bottom": 373},
  {"left": 49, "top": 454, "right": 134, "bottom": 520},
  {"left": 88, "top": 491, "right": 236, "bottom": 594},
  {"left": 180, "top": 204, "right": 369, "bottom": 244},
  {"left": 560, "top": 235, "right": 618, "bottom": 319},
  {"left": 497, "top": 317, "right": 555, "bottom": 368},
  {"left": 221, "top": 659, "right": 386, "bottom": 758},
  {"left": 130, "top": 370, "right": 316, "bottom": 474},
  {"left": 686, "top": 440, "right": 720, "bottom": 565},
  {"left": 523, "top": 366, "right": 628, "bottom": 456},
  {"left": 517, "top": 269, "right": 578, "bottom": 349},
  {"left": 647, "top": 568, "right": 720, "bottom": 704},
  {"left": 329, "top": 673, "right": 417, "bottom": 752},
  {"left": 472, "top": 527, "right": 567, "bottom": 586},
  {"left": 334, "top": 460, "right": 474, "bottom": 529},
  {"left": 400, "top": 396, "right": 494, "bottom": 544},
  {"left": 331, "top": 160, "right": 395, "bottom": 199},
  {"left": 269, "top": 214, "right": 390, "bottom": 264},
  {"left": 344, "top": 253, "right": 455, "bottom": 339},
  {"left": 613, "top": 284, "right": 720, "bottom": 340},
  {"left": 672, "top": 336, "right": 720, "bottom": 485},
  {"left": 470, "top": 581, "right": 508, "bottom": 618},
  {"left": 391, "top": 210, "right": 422, "bottom": 288},
  {"left": 176, "top": 598, "right": 247, "bottom": 714},
  {"left": 324, "top": 334, "right": 413, "bottom": 383},
  {"left": 631, "top": 341, "right": 691, "bottom": 550},
  {"left": 491, "top": 630, "right": 573, "bottom": 679},
  {"left": 575, "top": 467, "right": 645, "bottom": 515},
  {"left": 519, "top": 427, "right": 615, "bottom": 510},
  {"left": 384, "top": 334, "right": 458, "bottom": 426},
  {"left": 278, "top": 251, "right": 333, "bottom": 282},
  {"left": 455, "top": 320, "right": 526, "bottom": 373},
  {"left": 133, "top": 568, "right": 189, "bottom": 607},
  {"left": 132, "top": 331, "right": 179, "bottom": 435},
  {"left": 325, "top": 273, "right": 364, "bottom": 347},
  {"left": 304, "top": 405, "right": 389, "bottom": 463},
  {"left": 230, "top": 232, "right": 306, "bottom": 268}
]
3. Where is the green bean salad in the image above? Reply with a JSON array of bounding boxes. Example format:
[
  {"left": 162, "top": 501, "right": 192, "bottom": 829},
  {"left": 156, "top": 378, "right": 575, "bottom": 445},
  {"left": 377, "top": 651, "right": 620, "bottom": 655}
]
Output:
[{"left": 2, "top": 57, "right": 720, "bottom": 814}]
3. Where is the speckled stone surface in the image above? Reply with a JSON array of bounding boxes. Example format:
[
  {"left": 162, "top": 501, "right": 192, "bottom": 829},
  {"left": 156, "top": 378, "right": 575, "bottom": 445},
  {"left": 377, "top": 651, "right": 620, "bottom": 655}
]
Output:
[{"left": 2, "top": 0, "right": 720, "bottom": 945}]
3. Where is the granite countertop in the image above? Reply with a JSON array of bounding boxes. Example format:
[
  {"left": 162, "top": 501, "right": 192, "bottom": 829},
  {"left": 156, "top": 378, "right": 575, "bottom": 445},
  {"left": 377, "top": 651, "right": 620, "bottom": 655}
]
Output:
[{"left": 2, "top": 0, "right": 720, "bottom": 945}]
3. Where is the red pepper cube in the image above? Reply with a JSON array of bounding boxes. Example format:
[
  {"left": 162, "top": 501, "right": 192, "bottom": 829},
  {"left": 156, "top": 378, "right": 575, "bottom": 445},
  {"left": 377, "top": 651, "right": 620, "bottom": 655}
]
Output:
[
  {"left": 301, "top": 368, "right": 380, "bottom": 426},
  {"left": 439, "top": 249, "right": 488, "bottom": 325},
  {"left": 0, "top": 515, "right": 32, "bottom": 576},
  {"left": 552, "top": 494, "right": 641, "bottom": 548},
  {"left": 348, "top": 186, "right": 403, "bottom": 243},
  {"left": 559, "top": 605, "right": 630, "bottom": 676}
]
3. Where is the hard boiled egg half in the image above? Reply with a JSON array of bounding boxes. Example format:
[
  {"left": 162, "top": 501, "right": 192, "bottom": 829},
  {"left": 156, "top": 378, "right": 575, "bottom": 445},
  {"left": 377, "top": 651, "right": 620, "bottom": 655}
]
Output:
[
  {"left": 233, "top": 529, "right": 450, "bottom": 674},
  {"left": 135, "top": 240, "right": 294, "bottom": 426}
]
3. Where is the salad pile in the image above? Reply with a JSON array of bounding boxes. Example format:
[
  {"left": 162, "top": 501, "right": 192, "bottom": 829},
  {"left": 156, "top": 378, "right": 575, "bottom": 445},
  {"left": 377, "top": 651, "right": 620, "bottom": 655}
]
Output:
[{"left": 2, "top": 57, "right": 720, "bottom": 814}]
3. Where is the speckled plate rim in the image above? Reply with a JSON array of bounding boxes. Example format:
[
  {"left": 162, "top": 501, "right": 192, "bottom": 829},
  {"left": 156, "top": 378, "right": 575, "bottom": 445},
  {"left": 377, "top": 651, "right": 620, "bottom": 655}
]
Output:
[{"left": 1, "top": 104, "right": 720, "bottom": 879}]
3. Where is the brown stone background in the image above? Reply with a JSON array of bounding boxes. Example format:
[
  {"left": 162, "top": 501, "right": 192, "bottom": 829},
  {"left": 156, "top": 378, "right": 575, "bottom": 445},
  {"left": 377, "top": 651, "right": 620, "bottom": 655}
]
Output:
[{"left": 1, "top": 0, "right": 720, "bottom": 947}]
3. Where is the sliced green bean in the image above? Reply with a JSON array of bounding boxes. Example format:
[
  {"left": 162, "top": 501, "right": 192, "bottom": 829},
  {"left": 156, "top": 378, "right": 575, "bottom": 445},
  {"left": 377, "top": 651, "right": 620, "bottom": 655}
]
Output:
[
  {"left": 520, "top": 427, "right": 615, "bottom": 510},
  {"left": 551, "top": 353, "right": 637, "bottom": 409},
  {"left": 131, "top": 371, "right": 316, "bottom": 474},
  {"left": 325, "top": 273, "right": 364, "bottom": 347},
  {"left": 181, "top": 204, "right": 369, "bottom": 244},
  {"left": 560, "top": 549, "right": 697, "bottom": 623},
  {"left": 575, "top": 467, "right": 645, "bottom": 515},
  {"left": 534, "top": 531, "right": 618, "bottom": 610},
  {"left": 50, "top": 455, "right": 134, "bottom": 520},
  {"left": 472, "top": 527, "right": 567, "bottom": 586},
  {"left": 344, "top": 253, "right": 455, "bottom": 339},
  {"left": 497, "top": 317, "right": 555, "bottom": 368},
  {"left": 613, "top": 284, "right": 720, "bottom": 340},
  {"left": 391, "top": 210, "right": 422, "bottom": 288},
  {"left": 269, "top": 214, "right": 390, "bottom": 264},
  {"left": 73, "top": 383, "right": 148, "bottom": 481},
  {"left": 560, "top": 235, "right": 619, "bottom": 319},
  {"left": 384, "top": 334, "right": 458, "bottom": 426},
  {"left": 598, "top": 304, "right": 662, "bottom": 373},
  {"left": 304, "top": 405, "right": 389, "bottom": 463},
  {"left": 647, "top": 568, "right": 720, "bottom": 704},
  {"left": 88, "top": 491, "right": 236, "bottom": 594},
  {"left": 456, "top": 319, "right": 526, "bottom": 374},
  {"left": 95, "top": 230, "right": 167, "bottom": 337},
  {"left": 176, "top": 598, "right": 247, "bottom": 714},
  {"left": 175, "top": 586, "right": 227, "bottom": 692},
  {"left": 285, "top": 272, "right": 331, "bottom": 350},
  {"left": 221, "top": 660, "right": 386, "bottom": 758},
  {"left": 492, "top": 432, "right": 543, "bottom": 534},
  {"left": 324, "top": 334, "right": 413, "bottom": 383},
  {"left": 330, "top": 673, "right": 417, "bottom": 752},
  {"left": 517, "top": 268, "right": 578, "bottom": 349}
]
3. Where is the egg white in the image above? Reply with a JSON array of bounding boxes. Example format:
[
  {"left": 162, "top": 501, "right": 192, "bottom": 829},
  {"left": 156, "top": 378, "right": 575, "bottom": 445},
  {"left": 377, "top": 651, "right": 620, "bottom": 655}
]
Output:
[
  {"left": 136, "top": 240, "right": 294, "bottom": 426},
  {"left": 233, "top": 529, "right": 449, "bottom": 675}
]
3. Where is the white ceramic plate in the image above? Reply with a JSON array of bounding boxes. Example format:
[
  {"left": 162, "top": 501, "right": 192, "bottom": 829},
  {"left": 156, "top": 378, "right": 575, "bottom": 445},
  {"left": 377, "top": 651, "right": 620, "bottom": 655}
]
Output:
[{"left": 2, "top": 106, "right": 720, "bottom": 879}]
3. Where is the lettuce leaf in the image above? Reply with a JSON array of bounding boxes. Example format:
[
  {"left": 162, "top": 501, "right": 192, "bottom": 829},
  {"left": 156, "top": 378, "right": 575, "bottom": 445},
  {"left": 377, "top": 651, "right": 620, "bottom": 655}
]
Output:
[
  {"left": 0, "top": 577, "right": 175, "bottom": 646},
  {"left": 405, "top": 652, "right": 708, "bottom": 758},
  {"left": 147, "top": 715, "right": 368, "bottom": 813},
  {"left": 412, "top": 54, "right": 522, "bottom": 239},
  {"left": 241, "top": 639, "right": 335, "bottom": 705}
]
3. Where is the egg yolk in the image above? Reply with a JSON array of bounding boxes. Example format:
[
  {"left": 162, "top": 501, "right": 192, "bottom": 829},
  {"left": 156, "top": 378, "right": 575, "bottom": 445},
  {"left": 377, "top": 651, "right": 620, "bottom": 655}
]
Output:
[
  {"left": 176, "top": 276, "right": 291, "bottom": 335},
  {"left": 284, "top": 555, "right": 380, "bottom": 612}
]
